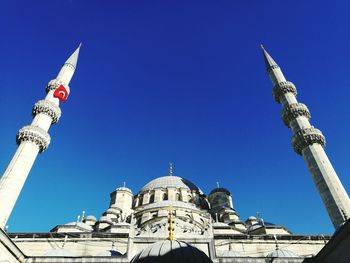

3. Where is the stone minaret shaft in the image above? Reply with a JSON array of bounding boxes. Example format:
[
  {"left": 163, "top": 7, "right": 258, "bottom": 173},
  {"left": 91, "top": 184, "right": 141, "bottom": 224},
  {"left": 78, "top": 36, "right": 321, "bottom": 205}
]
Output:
[
  {"left": 0, "top": 45, "right": 81, "bottom": 228},
  {"left": 262, "top": 46, "right": 350, "bottom": 228}
]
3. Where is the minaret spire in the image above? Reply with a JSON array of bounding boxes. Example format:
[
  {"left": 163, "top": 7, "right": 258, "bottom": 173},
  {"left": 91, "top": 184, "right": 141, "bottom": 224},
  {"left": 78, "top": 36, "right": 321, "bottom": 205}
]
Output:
[
  {"left": 56, "top": 43, "right": 81, "bottom": 88},
  {"left": 261, "top": 46, "right": 350, "bottom": 228},
  {"left": 261, "top": 44, "right": 278, "bottom": 70},
  {"left": 261, "top": 45, "right": 287, "bottom": 86},
  {"left": 0, "top": 45, "right": 81, "bottom": 228}
]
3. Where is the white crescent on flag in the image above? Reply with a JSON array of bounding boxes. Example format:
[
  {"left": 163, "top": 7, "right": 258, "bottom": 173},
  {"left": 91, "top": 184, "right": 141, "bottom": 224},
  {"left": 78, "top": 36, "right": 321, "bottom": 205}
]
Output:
[{"left": 53, "top": 85, "right": 69, "bottom": 102}]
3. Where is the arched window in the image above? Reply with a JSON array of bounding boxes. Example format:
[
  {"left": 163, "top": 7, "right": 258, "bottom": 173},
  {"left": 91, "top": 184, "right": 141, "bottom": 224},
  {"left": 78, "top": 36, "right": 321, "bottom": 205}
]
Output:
[
  {"left": 163, "top": 193, "right": 168, "bottom": 201},
  {"left": 139, "top": 195, "right": 143, "bottom": 206},
  {"left": 149, "top": 193, "right": 155, "bottom": 203},
  {"left": 175, "top": 193, "right": 181, "bottom": 201}
]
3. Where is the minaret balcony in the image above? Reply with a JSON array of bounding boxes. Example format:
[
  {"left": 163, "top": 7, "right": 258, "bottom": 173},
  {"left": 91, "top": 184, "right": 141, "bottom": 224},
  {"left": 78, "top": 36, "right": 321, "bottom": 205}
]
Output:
[
  {"left": 32, "top": 100, "right": 61, "bottom": 124},
  {"left": 46, "top": 79, "right": 70, "bottom": 94},
  {"left": 292, "top": 127, "right": 325, "bottom": 155},
  {"left": 16, "top": 125, "right": 51, "bottom": 152},
  {"left": 272, "top": 81, "right": 297, "bottom": 103},
  {"left": 281, "top": 103, "right": 310, "bottom": 127}
]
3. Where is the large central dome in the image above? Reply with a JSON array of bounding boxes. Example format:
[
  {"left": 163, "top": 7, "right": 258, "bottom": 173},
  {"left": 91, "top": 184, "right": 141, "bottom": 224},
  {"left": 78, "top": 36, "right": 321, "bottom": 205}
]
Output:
[{"left": 141, "top": 176, "right": 203, "bottom": 194}]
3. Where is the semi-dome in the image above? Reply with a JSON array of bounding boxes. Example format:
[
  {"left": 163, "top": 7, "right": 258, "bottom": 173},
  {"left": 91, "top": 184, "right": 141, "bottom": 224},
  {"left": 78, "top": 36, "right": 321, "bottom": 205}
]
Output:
[
  {"left": 130, "top": 240, "right": 212, "bottom": 263},
  {"left": 266, "top": 248, "right": 299, "bottom": 258},
  {"left": 141, "top": 176, "right": 203, "bottom": 194}
]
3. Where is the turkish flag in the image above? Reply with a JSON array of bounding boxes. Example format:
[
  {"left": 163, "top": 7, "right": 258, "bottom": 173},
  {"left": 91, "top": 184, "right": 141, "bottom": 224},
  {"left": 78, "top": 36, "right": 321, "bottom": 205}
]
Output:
[{"left": 53, "top": 85, "right": 69, "bottom": 102}]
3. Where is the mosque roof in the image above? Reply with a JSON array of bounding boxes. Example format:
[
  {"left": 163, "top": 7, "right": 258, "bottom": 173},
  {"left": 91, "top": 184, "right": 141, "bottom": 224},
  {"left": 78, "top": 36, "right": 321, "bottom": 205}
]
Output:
[
  {"left": 64, "top": 222, "right": 93, "bottom": 231},
  {"left": 212, "top": 222, "right": 230, "bottom": 228},
  {"left": 217, "top": 250, "right": 241, "bottom": 257},
  {"left": 130, "top": 240, "right": 213, "bottom": 263},
  {"left": 43, "top": 248, "right": 76, "bottom": 257},
  {"left": 266, "top": 248, "right": 299, "bottom": 258},
  {"left": 140, "top": 176, "right": 203, "bottom": 194},
  {"left": 96, "top": 250, "right": 123, "bottom": 256}
]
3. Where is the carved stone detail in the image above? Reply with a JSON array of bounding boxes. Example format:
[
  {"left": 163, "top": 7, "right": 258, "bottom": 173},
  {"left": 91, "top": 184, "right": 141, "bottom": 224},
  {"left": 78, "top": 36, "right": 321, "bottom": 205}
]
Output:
[
  {"left": 32, "top": 100, "right": 61, "bottom": 124},
  {"left": 292, "top": 127, "right": 325, "bottom": 155},
  {"left": 46, "top": 79, "right": 69, "bottom": 93},
  {"left": 272, "top": 81, "right": 297, "bottom": 103},
  {"left": 16, "top": 125, "right": 51, "bottom": 152},
  {"left": 281, "top": 103, "right": 311, "bottom": 127}
]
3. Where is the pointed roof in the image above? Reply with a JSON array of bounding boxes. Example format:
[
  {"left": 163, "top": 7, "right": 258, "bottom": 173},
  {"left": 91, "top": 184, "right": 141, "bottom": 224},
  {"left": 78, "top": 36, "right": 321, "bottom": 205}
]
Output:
[
  {"left": 261, "top": 45, "right": 279, "bottom": 70},
  {"left": 64, "top": 43, "right": 81, "bottom": 70}
]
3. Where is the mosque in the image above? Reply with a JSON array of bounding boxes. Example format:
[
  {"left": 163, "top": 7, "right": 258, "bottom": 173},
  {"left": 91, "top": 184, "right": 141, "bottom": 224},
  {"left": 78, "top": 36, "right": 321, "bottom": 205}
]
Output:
[{"left": 0, "top": 45, "right": 349, "bottom": 263}]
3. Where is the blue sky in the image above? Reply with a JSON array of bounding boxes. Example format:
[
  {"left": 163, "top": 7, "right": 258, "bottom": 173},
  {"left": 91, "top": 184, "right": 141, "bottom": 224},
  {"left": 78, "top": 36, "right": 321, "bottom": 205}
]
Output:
[{"left": 1, "top": 0, "right": 350, "bottom": 234}]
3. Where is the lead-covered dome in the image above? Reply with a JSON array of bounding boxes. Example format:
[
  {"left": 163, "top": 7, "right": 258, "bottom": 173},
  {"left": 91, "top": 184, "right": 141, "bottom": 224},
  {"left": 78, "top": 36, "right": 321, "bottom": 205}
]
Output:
[
  {"left": 141, "top": 176, "right": 203, "bottom": 194},
  {"left": 209, "top": 187, "right": 231, "bottom": 196},
  {"left": 130, "top": 240, "right": 212, "bottom": 263}
]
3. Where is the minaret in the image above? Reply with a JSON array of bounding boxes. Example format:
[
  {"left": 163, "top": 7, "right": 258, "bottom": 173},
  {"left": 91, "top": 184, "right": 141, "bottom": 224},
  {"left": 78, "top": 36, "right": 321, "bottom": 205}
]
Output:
[
  {"left": 0, "top": 45, "right": 81, "bottom": 228},
  {"left": 261, "top": 46, "right": 350, "bottom": 228}
]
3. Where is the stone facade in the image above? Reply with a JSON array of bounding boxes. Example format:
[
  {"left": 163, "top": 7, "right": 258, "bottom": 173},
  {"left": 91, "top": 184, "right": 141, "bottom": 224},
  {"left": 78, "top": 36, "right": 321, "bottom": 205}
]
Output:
[{"left": 0, "top": 174, "right": 331, "bottom": 262}]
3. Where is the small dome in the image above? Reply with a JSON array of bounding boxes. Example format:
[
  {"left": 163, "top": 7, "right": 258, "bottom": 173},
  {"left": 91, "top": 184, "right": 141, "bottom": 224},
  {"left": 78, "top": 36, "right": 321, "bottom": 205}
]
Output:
[
  {"left": 110, "top": 204, "right": 123, "bottom": 210},
  {"left": 96, "top": 250, "right": 123, "bottom": 256},
  {"left": 130, "top": 240, "right": 212, "bottom": 263},
  {"left": 99, "top": 216, "right": 113, "bottom": 224},
  {"left": 266, "top": 249, "right": 299, "bottom": 258},
  {"left": 209, "top": 187, "right": 231, "bottom": 196},
  {"left": 106, "top": 208, "right": 121, "bottom": 215},
  {"left": 116, "top": 186, "right": 133, "bottom": 194},
  {"left": 86, "top": 215, "right": 97, "bottom": 221},
  {"left": 141, "top": 176, "right": 203, "bottom": 194},
  {"left": 43, "top": 248, "right": 76, "bottom": 257},
  {"left": 248, "top": 216, "right": 257, "bottom": 221}
]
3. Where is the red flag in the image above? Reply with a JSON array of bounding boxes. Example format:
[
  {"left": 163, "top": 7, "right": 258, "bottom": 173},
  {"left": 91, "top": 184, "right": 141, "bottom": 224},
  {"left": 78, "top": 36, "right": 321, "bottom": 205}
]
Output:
[{"left": 53, "top": 85, "right": 69, "bottom": 102}]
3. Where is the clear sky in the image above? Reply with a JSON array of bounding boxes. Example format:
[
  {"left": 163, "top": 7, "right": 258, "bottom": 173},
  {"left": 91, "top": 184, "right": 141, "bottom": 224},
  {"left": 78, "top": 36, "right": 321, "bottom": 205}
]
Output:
[{"left": 1, "top": 0, "right": 350, "bottom": 234}]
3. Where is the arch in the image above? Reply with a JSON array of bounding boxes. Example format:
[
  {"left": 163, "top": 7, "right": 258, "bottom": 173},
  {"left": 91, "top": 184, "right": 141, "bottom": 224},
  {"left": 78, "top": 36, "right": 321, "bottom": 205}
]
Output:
[
  {"left": 139, "top": 195, "right": 143, "bottom": 206},
  {"left": 175, "top": 193, "right": 181, "bottom": 201},
  {"left": 149, "top": 193, "right": 155, "bottom": 203}
]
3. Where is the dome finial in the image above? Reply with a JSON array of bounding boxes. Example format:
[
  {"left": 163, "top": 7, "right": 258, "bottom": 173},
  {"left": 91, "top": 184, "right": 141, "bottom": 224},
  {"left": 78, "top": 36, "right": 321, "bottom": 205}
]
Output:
[
  {"left": 216, "top": 181, "right": 220, "bottom": 188},
  {"left": 169, "top": 162, "right": 173, "bottom": 176},
  {"left": 167, "top": 206, "right": 176, "bottom": 240}
]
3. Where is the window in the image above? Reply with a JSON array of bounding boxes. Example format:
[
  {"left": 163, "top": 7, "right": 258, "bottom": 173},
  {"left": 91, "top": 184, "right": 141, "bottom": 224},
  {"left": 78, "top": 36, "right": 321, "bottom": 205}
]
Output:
[
  {"left": 188, "top": 195, "right": 192, "bottom": 202},
  {"left": 163, "top": 193, "right": 168, "bottom": 201},
  {"left": 149, "top": 194, "right": 155, "bottom": 203}
]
